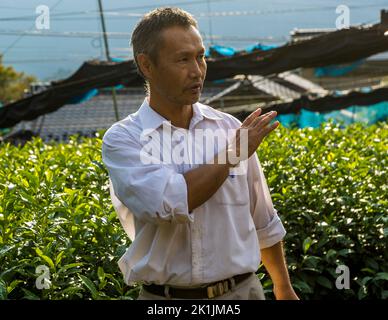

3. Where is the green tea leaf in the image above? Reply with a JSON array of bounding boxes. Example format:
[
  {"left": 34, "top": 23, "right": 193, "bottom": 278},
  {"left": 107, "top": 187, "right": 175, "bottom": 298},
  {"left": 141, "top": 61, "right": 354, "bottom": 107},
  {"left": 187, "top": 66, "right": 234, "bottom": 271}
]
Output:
[
  {"left": 35, "top": 248, "right": 55, "bottom": 271},
  {"left": 316, "top": 276, "right": 333, "bottom": 289},
  {"left": 0, "top": 279, "right": 7, "bottom": 300},
  {"left": 79, "top": 275, "right": 99, "bottom": 299},
  {"left": 97, "top": 266, "right": 105, "bottom": 283},
  {"left": 375, "top": 273, "right": 388, "bottom": 281}
]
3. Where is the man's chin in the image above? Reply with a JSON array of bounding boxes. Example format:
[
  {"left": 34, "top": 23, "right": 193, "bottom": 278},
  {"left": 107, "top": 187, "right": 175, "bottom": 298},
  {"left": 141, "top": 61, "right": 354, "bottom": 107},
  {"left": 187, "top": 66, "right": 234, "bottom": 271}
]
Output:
[
  {"left": 187, "top": 93, "right": 202, "bottom": 105},
  {"left": 178, "top": 90, "right": 202, "bottom": 105}
]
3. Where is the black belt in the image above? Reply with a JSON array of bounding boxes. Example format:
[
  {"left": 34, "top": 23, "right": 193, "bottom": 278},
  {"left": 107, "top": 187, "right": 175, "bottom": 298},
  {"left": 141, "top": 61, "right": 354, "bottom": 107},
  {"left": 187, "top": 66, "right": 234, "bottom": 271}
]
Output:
[{"left": 142, "top": 272, "right": 253, "bottom": 299}]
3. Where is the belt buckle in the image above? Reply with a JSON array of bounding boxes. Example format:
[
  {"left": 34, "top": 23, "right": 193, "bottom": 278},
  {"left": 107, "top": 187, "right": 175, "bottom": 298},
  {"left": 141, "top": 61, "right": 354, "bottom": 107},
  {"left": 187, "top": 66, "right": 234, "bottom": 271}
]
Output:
[{"left": 207, "top": 280, "right": 229, "bottom": 299}]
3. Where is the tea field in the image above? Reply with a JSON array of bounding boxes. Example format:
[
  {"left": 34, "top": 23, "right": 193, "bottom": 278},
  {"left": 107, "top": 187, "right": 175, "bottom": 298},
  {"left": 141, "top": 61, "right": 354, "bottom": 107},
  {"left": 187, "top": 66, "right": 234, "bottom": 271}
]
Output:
[{"left": 0, "top": 120, "right": 387, "bottom": 300}]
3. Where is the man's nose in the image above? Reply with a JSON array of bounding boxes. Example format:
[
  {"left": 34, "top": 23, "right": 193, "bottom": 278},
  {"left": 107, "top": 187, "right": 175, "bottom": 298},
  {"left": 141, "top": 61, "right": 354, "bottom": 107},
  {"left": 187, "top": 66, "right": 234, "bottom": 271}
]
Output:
[{"left": 189, "top": 60, "right": 204, "bottom": 78}]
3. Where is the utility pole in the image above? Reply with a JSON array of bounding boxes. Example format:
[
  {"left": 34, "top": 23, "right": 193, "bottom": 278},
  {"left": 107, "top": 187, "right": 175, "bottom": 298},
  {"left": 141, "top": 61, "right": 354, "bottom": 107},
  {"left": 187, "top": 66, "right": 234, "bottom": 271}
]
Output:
[
  {"left": 207, "top": 0, "right": 214, "bottom": 45},
  {"left": 97, "top": 0, "right": 119, "bottom": 122}
]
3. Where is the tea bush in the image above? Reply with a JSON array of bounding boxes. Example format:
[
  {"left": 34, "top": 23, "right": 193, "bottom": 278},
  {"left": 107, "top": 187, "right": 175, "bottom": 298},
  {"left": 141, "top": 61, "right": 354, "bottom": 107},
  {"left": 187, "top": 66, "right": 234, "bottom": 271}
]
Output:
[
  {"left": 258, "top": 120, "right": 387, "bottom": 300},
  {"left": 0, "top": 134, "right": 134, "bottom": 300},
  {"left": 0, "top": 121, "right": 386, "bottom": 300}
]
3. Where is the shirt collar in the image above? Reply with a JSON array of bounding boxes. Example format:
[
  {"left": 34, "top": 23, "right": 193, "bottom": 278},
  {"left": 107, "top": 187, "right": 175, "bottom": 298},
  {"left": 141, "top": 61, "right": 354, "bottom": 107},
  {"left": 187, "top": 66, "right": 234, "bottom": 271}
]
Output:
[
  {"left": 138, "top": 98, "right": 222, "bottom": 132},
  {"left": 137, "top": 98, "right": 166, "bottom": 132},
  {"left": 193, "top": 101, "right": 223, "bottom": 122}
]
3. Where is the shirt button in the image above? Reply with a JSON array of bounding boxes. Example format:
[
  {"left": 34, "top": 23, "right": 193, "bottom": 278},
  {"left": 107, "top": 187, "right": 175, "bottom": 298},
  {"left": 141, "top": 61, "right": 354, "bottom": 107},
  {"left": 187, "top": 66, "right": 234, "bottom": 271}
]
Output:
[{"left": 163, "top": 201, "right": 172, "bottom": 213}]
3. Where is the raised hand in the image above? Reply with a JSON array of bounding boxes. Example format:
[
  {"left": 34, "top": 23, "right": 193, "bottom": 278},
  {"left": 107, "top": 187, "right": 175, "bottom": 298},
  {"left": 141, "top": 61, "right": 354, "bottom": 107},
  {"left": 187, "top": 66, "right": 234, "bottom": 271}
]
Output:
[{"left": 227, "top": 108, "right": 280, "bottom": 165}]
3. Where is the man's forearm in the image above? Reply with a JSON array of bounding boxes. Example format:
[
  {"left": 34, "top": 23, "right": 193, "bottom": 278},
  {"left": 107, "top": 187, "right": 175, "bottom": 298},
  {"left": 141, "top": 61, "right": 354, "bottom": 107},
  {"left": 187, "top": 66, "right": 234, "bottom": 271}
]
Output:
[
  {"left": 260, "top": 241, "right": 292, "bottom": 288},
  {"left": 183, "top": 150, "right": 234, "bottom": 212}
]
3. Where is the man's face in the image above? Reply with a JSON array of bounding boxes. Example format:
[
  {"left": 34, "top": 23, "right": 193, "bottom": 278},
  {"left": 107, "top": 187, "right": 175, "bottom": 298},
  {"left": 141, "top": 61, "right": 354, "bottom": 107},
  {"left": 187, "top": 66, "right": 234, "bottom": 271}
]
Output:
[{"left": 148, "top": 25, "right": 207, "bottom": 106}]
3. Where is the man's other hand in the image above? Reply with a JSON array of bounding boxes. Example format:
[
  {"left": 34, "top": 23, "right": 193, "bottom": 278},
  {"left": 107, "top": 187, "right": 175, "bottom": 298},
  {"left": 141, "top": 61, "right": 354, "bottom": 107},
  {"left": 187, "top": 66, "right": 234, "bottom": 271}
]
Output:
[{"left": 227, "top": 108, "right": 280, "bottom": 165}]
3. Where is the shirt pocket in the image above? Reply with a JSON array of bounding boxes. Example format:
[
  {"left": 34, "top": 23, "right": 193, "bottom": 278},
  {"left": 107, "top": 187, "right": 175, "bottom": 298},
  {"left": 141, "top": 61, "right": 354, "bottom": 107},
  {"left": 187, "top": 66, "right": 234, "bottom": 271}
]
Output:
[{"left": 212, "top": 173, "right": 250, "bottom": 206}]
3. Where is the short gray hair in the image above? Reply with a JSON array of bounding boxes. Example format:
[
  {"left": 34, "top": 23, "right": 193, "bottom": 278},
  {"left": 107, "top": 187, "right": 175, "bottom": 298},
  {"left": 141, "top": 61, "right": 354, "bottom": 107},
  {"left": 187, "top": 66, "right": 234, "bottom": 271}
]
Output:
[{"left": 131, "top": 7, "right": 198, "bottom": 78}]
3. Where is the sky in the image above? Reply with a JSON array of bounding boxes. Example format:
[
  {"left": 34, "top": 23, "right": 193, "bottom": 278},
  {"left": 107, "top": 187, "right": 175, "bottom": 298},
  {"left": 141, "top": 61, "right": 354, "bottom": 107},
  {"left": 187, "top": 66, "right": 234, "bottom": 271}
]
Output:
[{"left": 0, "top": 0, "right": 387, "bottom": 80}]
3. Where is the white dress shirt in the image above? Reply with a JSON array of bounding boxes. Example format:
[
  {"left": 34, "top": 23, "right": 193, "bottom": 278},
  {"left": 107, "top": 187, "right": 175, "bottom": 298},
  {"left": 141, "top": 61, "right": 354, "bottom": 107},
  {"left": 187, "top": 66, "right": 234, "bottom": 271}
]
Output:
[{"left": 102, "top": 98, "right": 286, "bottom": 286}]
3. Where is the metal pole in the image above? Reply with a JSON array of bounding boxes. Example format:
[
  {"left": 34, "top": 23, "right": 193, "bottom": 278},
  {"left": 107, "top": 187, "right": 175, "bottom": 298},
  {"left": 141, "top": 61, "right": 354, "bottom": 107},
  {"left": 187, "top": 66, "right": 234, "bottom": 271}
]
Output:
[
  {"left": 207, "top": 0, "right": 214, "bottom": 45},
  {"left": 97, "top": 0, "right": 119, "bottom": 122}
]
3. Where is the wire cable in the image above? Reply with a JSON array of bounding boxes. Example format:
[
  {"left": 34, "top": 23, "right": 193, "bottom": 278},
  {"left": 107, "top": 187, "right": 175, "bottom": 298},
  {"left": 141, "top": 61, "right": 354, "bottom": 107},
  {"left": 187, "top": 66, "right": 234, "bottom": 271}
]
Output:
[
  {"left": 0, "top": 0, "right": 234, "bottom": 21},
  {"left": 0, "top": 3, "right": 384, "bottom": 21}
]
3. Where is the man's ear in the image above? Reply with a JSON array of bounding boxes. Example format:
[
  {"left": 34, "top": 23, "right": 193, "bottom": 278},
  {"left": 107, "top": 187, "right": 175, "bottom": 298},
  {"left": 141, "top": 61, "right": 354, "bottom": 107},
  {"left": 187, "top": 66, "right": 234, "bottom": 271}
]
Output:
[{"left": 136, "top": 53, "right": 153, "bottom": 79}]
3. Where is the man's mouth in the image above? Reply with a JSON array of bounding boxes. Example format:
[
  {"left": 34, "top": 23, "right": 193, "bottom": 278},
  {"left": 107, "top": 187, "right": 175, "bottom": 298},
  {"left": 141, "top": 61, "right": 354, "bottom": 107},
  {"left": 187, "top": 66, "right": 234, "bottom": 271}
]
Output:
[{"left": 188, "top": 83, "right": 202, "bottom": 93}]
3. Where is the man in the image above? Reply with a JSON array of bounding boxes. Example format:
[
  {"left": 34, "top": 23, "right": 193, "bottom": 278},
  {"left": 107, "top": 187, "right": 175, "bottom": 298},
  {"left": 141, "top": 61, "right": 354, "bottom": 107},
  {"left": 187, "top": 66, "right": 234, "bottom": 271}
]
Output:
[{"left": 102, "top": 7, "right": 298, "bottom": 300}]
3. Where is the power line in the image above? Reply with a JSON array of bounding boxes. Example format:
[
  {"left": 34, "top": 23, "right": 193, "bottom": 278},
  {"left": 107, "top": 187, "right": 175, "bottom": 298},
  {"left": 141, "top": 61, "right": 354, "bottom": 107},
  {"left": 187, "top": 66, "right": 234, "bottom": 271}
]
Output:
[
  {"left": 196, "top": 4, "right": 386, "bottom": 17},
  {"left": 0, "top": 0, "right": 234, "bottom": 21},
  {"left": 0, "top": 3, "right": 385, "bottom": 22},
  {"left": 98, "top": 0, "right": 235, "bottom": 12},
  {"left": 3, "top": 58, "right": 92, "bottom": 63},
  {"left": 0, "top": 30, "right": 132, "bottom": 38},
  {"left": 0, "top": 6, "right": 33, "bottom": 11},
  {"left": 0, "top": 29, "right": 287, "bottom": 43}
]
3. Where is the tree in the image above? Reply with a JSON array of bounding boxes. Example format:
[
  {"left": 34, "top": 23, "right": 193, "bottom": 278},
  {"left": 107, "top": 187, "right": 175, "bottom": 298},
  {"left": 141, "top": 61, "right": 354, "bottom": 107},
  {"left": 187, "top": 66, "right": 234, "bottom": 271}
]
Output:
[{"left": 0, "top": 55, "right": 36, "bottom": 105}]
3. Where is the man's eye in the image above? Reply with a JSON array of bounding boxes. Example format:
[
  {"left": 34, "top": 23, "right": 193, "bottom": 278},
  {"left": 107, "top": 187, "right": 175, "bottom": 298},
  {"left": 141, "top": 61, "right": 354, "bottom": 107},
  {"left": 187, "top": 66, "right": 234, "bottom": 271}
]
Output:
[{"left": 179, "top": 58, "right": 188, "bottom": 62}]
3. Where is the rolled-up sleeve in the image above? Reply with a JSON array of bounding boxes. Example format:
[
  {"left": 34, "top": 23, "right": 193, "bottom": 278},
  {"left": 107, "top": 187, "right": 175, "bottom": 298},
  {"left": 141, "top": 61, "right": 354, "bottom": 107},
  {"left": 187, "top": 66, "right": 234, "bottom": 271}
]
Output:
[
  {"left": 102, "top": 126, "right": 193, "bottom": 225},
  {"left": 247, "top": 152, "right": 286, "bottom": 249}
]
